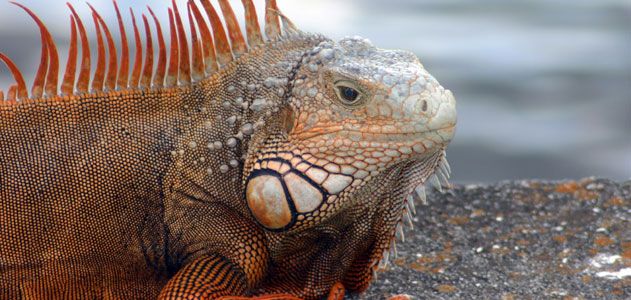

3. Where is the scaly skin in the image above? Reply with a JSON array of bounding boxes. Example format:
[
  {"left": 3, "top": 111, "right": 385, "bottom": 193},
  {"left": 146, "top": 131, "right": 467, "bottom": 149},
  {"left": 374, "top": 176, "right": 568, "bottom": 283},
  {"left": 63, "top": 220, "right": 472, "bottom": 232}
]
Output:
[{"left": 0, "top": 1, "right": 456, "bottom": 299}]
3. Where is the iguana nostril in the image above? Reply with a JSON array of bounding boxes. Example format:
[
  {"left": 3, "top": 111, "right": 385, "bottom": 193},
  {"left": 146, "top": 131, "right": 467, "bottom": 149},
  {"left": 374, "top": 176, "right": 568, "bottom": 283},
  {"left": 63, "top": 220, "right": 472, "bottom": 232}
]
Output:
[{"left": 422, "top": 100, "right": 428, "bottom": 112}]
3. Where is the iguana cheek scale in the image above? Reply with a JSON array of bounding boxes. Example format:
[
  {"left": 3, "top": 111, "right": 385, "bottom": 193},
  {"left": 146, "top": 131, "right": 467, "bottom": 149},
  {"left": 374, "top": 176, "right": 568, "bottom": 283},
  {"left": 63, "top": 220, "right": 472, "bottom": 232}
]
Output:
[{"left": 0, "top": 1, "right": 457, "bottom": 299}]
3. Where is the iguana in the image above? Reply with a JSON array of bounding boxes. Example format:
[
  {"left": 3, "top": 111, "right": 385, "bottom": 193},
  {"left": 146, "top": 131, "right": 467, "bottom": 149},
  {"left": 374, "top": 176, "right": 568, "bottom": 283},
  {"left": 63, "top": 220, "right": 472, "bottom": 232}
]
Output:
[{"left": 0, "top": 0, "right": 457, "bottom": 299}]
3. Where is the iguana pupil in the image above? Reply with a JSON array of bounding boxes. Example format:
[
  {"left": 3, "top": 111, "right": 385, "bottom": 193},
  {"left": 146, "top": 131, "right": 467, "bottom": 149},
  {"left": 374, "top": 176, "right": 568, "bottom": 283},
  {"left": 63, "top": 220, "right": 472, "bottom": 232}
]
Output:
[{"left": 339, "top": 86, "right": 359, "bottom": 102}]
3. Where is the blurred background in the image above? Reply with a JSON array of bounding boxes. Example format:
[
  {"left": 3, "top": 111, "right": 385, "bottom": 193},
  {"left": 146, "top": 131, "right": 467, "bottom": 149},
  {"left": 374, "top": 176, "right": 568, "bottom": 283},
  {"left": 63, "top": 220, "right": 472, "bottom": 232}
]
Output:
[{"left": 0, "top": 0, "right": 629, "bottom": 183}]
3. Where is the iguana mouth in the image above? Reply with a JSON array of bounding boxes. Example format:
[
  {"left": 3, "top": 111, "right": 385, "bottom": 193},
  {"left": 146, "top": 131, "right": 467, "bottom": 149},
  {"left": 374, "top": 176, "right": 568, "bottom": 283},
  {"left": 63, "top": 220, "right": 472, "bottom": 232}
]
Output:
[{"left": 293, "top": 124, "right": 456, "bottom": 143}]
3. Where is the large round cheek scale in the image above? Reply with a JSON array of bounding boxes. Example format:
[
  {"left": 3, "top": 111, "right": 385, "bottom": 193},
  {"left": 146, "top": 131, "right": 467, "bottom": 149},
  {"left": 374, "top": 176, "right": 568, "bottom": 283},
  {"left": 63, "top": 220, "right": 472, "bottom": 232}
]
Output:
[{"left": 246, "top": 175, "right": 291, "bottom": 229}]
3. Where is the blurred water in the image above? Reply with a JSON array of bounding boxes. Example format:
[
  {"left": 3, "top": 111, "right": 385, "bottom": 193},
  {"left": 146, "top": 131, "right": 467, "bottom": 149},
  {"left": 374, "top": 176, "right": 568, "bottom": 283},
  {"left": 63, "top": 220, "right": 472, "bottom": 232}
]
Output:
[{"left": 0, "top": 0, "right": 629, "bottom": 183}]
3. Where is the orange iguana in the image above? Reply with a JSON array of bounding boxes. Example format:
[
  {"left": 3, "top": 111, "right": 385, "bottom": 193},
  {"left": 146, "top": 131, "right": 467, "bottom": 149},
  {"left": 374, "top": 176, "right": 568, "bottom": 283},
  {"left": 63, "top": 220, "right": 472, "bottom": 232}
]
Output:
[{"left": 0, "top": 0, "right": 457, "bottom": 299}]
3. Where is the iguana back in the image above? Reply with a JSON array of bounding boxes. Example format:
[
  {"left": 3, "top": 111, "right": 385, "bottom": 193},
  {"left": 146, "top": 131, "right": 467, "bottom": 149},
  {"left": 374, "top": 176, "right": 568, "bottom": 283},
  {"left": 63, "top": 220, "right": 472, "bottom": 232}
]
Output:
[{"left": 0, "top": 89, "right": 183, "bottom": 297}]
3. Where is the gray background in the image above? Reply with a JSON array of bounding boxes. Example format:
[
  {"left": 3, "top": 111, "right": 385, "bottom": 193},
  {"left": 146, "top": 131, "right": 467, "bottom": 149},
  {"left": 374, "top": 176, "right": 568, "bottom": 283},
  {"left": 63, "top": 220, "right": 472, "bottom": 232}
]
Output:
[{"left": 0, "top": 0, "right": 629, "bottom": 183}]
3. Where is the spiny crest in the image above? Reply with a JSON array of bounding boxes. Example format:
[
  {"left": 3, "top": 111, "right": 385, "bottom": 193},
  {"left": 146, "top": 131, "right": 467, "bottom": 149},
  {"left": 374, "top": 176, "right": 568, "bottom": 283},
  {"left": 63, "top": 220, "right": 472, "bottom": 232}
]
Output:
[
  {"left": 371, "top": 152, "right": 452, "bottom": 273},
  {"left": 0, "top": 0, "right": 301, "bottom": 103}
]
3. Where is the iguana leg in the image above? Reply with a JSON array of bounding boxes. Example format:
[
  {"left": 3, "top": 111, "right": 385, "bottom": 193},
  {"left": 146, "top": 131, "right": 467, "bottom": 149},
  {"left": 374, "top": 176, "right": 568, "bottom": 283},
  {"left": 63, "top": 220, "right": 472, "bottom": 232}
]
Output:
[
  {"left": 342, "top": 254, "right": 374, "bottom": 293},
  {"left": 326, "top": 282, "right": 346, "bottom": 300},
  {"left": 217, "top": 296, "right": 301, "bottom": 300},
  {"left": 214, "top": 283, "right": 346, "bottom": 300},
  {"left": 159, "top": 254, "right": 248, "bottom": 299},
  {"left": 215, "top": 282, "right": 344, "bottom": 300},
  {"left": 159, "top": 254, "right": 303, "bottom": 300}
]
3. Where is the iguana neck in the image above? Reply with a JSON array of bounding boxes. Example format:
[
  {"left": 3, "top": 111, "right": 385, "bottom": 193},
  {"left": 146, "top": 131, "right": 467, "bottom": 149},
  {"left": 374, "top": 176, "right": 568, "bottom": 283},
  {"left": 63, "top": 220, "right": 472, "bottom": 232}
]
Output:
[{"left": 166, "top": 35, "right": 327, "bottom": 215}]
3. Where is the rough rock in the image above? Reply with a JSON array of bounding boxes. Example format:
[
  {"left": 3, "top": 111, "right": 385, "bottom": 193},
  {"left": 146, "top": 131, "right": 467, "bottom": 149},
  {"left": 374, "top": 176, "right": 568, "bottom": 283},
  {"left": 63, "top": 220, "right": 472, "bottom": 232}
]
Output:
[{"left": 353, "top": 178, "right": 630, "bottom": 299}]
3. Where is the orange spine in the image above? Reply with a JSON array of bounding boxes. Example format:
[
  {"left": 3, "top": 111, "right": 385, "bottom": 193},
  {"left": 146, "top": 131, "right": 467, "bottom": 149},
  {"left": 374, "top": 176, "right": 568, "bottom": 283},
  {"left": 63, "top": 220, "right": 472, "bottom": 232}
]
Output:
[
  {"left": 148, "top": 7, "right": 167, "bottom": 87},
  {"left": 140, "top": 15, "right": 154, "bottom": 88},
  {"left": 189, "top": 1, "right": 217, "bottom": 73},
  {"left": 67, "top": 3, "right": 91, "bottom": 94},
  {"left": 114, "top": 0, "right": 130, "bottom": 89},
  {"left": 91, "top": 12, "right": 106, "bottom": 92},
  {"left": 172, "top": 0, "right": 191, "bottom": 85},
  {"left": 61, "top": 16, "right": 78, "bottom": 95},
  {"left": 187, "top": 2, "right": 204, "bottom": 81},
  {"left": 199, "top": 0, "right": 232, "bottom": 66},
  {"left": 129, "top": 8, "right": 143, "bottom": 88},
  {"left": 0, "top": 54, "right": 28, "bottom": 100},
  {"left": 166, "top": 9, "right": 179, "bottom": 87}
]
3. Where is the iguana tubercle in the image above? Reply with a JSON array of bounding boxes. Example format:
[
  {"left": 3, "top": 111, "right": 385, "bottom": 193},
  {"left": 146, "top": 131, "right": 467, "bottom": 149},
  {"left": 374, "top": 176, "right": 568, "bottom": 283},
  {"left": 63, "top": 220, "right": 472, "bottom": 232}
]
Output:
[{"left": 0, "top": 0, "right": 457, "bottom": 299}]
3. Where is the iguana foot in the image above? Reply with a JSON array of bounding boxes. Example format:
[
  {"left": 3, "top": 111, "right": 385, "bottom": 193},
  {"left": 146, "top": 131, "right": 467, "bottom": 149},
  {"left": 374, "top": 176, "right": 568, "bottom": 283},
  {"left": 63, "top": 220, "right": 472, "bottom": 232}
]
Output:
[
  {"left": 217, "top": 295, "right": 302, "bottom": 300},
  {"left": 159, "top": 255, "right": 248, "bottom": 299},
  {"left": 218, "top": 282, "right": 345, "bottom": 300},
  {"left": 327, "top": 282, "right": 346, "bottom": 300}
]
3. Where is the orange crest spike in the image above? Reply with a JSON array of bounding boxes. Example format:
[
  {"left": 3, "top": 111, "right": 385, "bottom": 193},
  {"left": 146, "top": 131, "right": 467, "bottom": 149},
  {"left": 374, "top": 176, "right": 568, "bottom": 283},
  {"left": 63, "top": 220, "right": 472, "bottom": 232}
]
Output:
[
  {"left": 172, "top": 0, "right": 191, "bottom": 85},
  {"left": 0, "top": 53, "right": 28, "bottom": 100},
  {"left": 187, "top": 2, "right": 204, "bottom": 81},
  {"left": 67, "top": 3, "right": 91, "bottom": 94},
  {"left": 189, "top": 0, "right": 217, "bottom": 74},
  {"left": 31, "top": 32, "right": 48, "bottom": 99},
  {"left": 265, "top": 0, "right": 281, "bottom": 40},
  {"left": 1, "top": 0, "right": 291, "bottom": 100},
  {"left": 0, "top": 89, "right": 4, "bottom": 101},
  {"left": 199, "top": 0, "right": 232, "bottom": 66},
  {"left": 7, "top": 85, "right": 17, "bottom": 101},
  {"left": 140, "top": 14, "right": 154, "bottom": 88},
  {"left": 217, "top": 0, "right": 247, "bottom": 56},
  {"left": 241, "top": 0, "right": 264, "bottom": 47},
  {"left": 166, "top": 9, "right": 179, "bottom": 87},
  {"left": 88, "top": 4, "right": 118, "bottom": 91},
  {"left": 91, "top": 12, "right": 106, "bottom": 92},
  {"left": 278, "top": 10, "right": 299, "bottom": 36},
  {"left": 12, "top": 2, "right": 60, "bottom": 97},
  {"left": 61, "top": 16, "right": 78, "bottom": 96},
  {"left": 148, "top": 7, "right": 167, "bottom": 87},
  {"left": 129, "top": 8, "right": 143, "bottom": 88},
  {"left": 114, "top": 0, "right": 130, "bottom": 89}
]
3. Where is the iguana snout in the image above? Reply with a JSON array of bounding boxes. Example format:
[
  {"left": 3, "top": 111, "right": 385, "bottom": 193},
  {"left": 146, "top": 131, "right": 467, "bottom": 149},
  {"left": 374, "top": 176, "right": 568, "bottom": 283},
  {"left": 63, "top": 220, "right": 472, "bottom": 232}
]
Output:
[{"left": 245, "top": 36, "right": 456, "bottom": 233}]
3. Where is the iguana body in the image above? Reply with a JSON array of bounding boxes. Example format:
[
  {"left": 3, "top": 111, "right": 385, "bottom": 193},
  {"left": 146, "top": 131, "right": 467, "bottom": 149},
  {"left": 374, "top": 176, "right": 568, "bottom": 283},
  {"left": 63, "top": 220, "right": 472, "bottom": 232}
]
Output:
[{"left": 0, "top": 1, "right": 457, "bottom": 299}]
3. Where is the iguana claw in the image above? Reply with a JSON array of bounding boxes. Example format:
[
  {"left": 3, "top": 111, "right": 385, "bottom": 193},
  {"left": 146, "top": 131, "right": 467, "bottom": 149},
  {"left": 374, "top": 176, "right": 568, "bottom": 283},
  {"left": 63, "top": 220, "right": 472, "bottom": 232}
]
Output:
[
  {"left": 387, "top": 294, "right": 413, "bottom": 300},
  {"left": 327, "top": 282, "right": 346, "bottom": 300},
  {"left": 218, "top": 295, "right": 302, "bottom": 300}
]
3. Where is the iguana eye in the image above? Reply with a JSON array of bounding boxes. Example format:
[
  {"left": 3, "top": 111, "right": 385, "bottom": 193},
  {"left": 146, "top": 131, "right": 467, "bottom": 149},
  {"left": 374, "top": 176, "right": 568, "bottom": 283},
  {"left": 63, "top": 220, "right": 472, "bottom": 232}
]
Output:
[{"left": 334, "top": 83, "right": 362, "bottom": 105}]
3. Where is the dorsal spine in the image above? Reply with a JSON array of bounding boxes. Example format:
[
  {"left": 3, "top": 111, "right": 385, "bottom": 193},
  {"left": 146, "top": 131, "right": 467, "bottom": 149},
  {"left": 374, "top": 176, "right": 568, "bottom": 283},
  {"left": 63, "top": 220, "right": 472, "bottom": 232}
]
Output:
[{"left": 0, "top": 0, "right": 294, "bottom": 104}]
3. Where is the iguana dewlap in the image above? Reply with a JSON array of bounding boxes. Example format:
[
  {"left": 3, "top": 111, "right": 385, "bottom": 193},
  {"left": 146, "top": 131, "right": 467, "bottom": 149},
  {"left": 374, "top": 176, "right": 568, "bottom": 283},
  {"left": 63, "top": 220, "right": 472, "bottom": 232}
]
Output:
[{"left": 0, "top": 1, "right": 457, "bottom": 299}]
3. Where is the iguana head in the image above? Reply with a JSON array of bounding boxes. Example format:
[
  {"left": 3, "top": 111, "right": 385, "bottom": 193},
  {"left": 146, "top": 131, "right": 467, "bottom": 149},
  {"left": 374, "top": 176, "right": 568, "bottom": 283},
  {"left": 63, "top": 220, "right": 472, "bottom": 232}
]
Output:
[{"left": 244, "top": 36, "right": 456, "bottom": 236}]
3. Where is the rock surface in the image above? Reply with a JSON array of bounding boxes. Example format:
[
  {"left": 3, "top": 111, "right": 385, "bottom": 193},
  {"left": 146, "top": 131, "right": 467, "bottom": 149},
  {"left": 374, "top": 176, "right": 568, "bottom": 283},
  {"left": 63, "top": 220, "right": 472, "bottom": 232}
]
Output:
[{"left": 353, "top": 178, "right": 630, "bottom": 299}]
